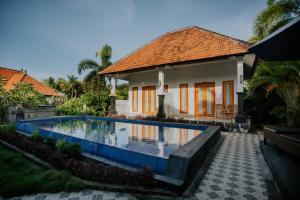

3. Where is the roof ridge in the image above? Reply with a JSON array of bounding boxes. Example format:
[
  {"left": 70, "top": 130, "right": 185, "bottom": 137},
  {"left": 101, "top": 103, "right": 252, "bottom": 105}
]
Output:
[
  {"left": 191, "top": 26, "right": 250, "bottom": 45},
  {"left": 0, "top": 66, "right": 22, "bottom": 73}
]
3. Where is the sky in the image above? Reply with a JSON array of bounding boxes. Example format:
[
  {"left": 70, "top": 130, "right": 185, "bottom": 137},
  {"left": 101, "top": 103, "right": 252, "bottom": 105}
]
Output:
[{"left": 0, "top": 0, "right": 266, "bottom": 81}]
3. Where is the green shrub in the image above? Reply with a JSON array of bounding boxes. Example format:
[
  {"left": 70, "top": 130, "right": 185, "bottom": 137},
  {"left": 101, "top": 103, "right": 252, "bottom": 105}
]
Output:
[
  {"left": 0, "top": 123, "right": 16, "bottom": 134},
  {"left": 31, "top": 129, "right": 43, "bottom": 141},
  {"left": 55, "top": 89, "right": 110, "bottom": 116},
  {"left": 55, "top": 140, "right": 81, "bottom": 159}
]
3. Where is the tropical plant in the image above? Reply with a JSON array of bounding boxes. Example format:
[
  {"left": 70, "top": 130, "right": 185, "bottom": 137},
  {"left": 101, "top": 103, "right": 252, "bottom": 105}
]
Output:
[
  {"left": 249, "top": 0, "right": 300, "bottom": 43},
  {"left": 43, "top": 76, "right": 56, "bottom": 89},
  {"left": 31, "top": 128, "right": 43, "bottom": 141},
  {"left": 9, "top": 82, "right": 47, "bottom": 108},
  {"left": 55, "top": 139, "right": 81, "bottom": 159},
  {"left": 116, "top": 83, "right": 128, "bottom": 100},
  {"left": 0, "top": 77, "right": 9, "bottom": 123},
  {"left": 55, "top": 89, "right": 110, "bottom": 116},
  {"left": 247, "top": 61, "right": 300, "bottom": 127},
  {"left": 78, "top": 44, "right": 112, "bottom": 92},
  {"left": 66, "top": 75, "right": 83, "bottom": 98}
]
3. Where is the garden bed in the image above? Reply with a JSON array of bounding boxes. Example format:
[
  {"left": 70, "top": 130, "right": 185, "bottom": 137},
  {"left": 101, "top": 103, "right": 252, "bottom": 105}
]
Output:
[
  {"left": 0, "top": 128, "right": 159, "bottom": 190},
  {"left": 0, "top": 143, "right": 85, "bottom": 198}
]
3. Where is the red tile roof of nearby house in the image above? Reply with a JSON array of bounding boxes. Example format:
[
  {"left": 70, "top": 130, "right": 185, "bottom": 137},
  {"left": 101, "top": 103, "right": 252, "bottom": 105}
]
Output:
[
  {"left": 0, "top": 67, "right": 61, "bottom": 96},
  {"left": 100, "top": 26, "right": 250, "bottom": 75}
]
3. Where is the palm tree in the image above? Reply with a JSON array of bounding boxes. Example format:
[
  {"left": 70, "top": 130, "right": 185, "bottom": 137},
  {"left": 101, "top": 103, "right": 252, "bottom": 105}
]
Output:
[
  {"left": 67, "top": 75, "right": 82, "bottom": 98},
  {"left": 249, "top": 0, "right": 300, "bottom": 43},
  {"left": 43, "top": 76, "right": 56, "bottom": 89},
  {"left": 248, "top": 61, "right": 300, "bottom": 127},
  {"left": 78, "top": 44, "right": 112, "bottom": 92}
]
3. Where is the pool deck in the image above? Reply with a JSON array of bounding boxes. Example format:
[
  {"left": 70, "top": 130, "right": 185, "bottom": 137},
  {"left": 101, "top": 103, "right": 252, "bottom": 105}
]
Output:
[{"left": 5, "top": 131, "right": 280, "bottom": 200}]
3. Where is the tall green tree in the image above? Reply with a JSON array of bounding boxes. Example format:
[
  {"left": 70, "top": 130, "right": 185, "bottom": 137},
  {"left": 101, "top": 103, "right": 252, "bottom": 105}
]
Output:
[
  {"left": 78, "top": 44, "right": 112, "bottom": 92},
  {"left": 66, "top": 75, "right": 83, "bottom": 98},
  {"left": 43, "top": 76, "right": 56, "bottom": 89},
  {"left": 249, "top": 0, "right": 300, "bottom": 43}
]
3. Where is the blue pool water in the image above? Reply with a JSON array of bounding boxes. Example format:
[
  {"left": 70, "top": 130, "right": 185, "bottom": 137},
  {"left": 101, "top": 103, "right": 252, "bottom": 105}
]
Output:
[{"left": 16, "top": 116, "right": 208, "bottom": 174}]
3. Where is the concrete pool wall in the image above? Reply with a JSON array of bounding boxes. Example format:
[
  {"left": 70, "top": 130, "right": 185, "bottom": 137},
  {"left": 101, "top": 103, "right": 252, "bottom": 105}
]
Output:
[{"left": 16, "top": 116, "right": 220, "bottom": 193}]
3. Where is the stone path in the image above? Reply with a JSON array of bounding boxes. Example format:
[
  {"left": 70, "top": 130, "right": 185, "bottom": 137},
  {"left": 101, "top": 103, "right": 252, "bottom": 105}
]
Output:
[
  {"left": 193, "top": 132, "right": 271, "bottom": 200},
  {"left": 5, "top": 132, "right": 274, "bottom": 200}
]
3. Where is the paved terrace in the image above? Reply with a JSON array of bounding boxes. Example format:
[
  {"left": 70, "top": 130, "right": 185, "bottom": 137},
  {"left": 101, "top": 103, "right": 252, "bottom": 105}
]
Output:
[{"left": 5, "top": 132, "right": 278, "bottom": 200}]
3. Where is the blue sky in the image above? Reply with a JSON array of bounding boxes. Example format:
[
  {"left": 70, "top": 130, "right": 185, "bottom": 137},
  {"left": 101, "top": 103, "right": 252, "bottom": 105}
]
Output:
[{"left": 0, "top": 0, "right": 266, "bottom": 81}]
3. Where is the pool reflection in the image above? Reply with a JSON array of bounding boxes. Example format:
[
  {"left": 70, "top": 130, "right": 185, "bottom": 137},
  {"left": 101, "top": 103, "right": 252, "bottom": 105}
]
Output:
[{"left": 38, "top": 119, "right": 201, "bottom": 158}]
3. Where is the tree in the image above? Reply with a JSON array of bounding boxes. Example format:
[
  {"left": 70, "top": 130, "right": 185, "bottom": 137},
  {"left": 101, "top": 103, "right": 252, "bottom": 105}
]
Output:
[
  {"left": 247, "top": 61, "right": 300, "bottom": 127},
  {"left": 0, "top": 76, "right": 9, "bottom": 122},
  {"left": 66, "top": 75, "right": 83, "bottom": 98},
  {"left": 78, "top": 44, "right": 112, "bottom": 93},
  {"left": 43, "top": 76, "right": 56, "bottom": 89},
  {"left": 116, "top": 83, "right": 128, "bottom": 100},
  {"left": 249, "top": 0, "right": 300, "bottom": 43},
  {"left": 9, "top": 82, "right": 47, "bottom": 108}
]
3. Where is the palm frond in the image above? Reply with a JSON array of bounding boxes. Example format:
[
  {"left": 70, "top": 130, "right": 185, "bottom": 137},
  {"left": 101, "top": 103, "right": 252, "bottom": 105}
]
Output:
[{"left": 78, "top": 59, "right": 100, "bottom": 74}]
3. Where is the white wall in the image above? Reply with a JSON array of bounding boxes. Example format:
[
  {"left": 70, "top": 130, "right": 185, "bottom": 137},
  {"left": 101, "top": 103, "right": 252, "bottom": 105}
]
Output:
[{"left": 127, "top": 60, "right": 239, "bottom": 117}]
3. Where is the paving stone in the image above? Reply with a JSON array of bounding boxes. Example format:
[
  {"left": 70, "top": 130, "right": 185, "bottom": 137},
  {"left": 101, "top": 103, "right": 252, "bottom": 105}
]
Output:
[
  {"left": 209, "top": 185, "right": 221, "bottom": 191},
  {"left": 34, "top": 195, "right": 47, "bottom": 200},
  {"left": 207, "top": 192, "right": 219, "bottom": 199},
  {"left": 212, "top": 178, "right": 222, "bottom": 184},
  {"left": 225, "top": 189, "right": 239, "bottom": 196},
  {"left": 243, "top": 193, "right": 258, "bottom": 200},
  {"left": 82, "top": 190, "right": 93, "bottom": 196},
  {"left": 226, "top": 182, "right": 239, "bottom": 188},
  {"left": 244, "top": 180, "right": 255, "bottom": 186},
  {"left": 244, "top": 186, "right": 256, "bottom": 193},
  {"left": 92, "top": 194, "right": 103, "bottom": 200},
  {"left": 59, "top": 192, "right": 70, "bottom": 198},
  {"left": 68, "top": 198, "right": 80, "bottom": 200}
]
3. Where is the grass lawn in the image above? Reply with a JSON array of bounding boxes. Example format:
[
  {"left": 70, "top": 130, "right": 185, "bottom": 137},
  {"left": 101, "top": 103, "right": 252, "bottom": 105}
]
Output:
[{"left": 0, "top": 143, "right": 86, "bottom": 198}]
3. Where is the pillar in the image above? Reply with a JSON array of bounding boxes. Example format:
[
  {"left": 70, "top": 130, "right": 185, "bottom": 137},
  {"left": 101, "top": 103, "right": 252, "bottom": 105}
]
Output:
[
  {"left": 157, "top": 68, "right": 166, "bottom": 118},
  {"left": 235, "top": 59, "right": 246, "bottom": 123},
  {"left": 109, "top": 76, "right": 117, "bottom": 115}
]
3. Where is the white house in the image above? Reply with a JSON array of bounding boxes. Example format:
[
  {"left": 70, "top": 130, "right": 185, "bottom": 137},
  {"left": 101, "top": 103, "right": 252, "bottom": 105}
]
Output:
[{"left": 100, "top": 26, "right": 256, "bottom": 122}]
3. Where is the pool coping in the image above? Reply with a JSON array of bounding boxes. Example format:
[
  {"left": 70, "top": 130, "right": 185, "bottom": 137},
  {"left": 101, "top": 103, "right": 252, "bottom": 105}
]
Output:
[{"left": 16, "top": 115, "right": 221, "bottom": 194}]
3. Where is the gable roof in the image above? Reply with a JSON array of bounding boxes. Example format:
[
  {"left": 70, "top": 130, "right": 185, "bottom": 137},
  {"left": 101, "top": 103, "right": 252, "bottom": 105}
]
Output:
[
  {"left": 0, "top": 67, "right": 61, "bottom": 96},
  {"left": 100, "top": 26, "right": 250, "bottom": 75}
]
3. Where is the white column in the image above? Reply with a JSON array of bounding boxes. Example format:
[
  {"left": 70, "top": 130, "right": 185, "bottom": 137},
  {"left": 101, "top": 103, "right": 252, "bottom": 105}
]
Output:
[
  {"left": 158, "top": 69, "right": 164, "bottom": 95},
  {"left": 110, "top": 76, "right": 116, "bottom": 96},
  {"left": 237, "top": 60, "right": 244, "bottom": 93}
]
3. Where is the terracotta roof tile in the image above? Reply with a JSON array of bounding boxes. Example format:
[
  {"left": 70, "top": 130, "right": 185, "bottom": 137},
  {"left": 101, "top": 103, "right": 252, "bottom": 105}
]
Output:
[
  {"left": 0, "top": 67, "right": 60, "bottom": 96},
  {"left": 100, "top": 26, "right": 250, "bottom": 74}
]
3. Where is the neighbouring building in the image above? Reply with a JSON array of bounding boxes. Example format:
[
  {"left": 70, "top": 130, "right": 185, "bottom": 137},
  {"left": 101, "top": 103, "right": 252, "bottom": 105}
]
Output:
[
  {"left": 0, "top": 67, "right": 61, "bottom": 121},
  {"left": 100, "top": 26, "right": 256, "bottom": 123},
  {"left": 0, "top": 66, "right": 60, "bottom": 100}
]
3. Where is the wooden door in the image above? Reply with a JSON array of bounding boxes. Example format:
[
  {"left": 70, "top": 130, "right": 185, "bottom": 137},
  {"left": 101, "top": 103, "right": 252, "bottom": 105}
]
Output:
[
  {"left": 195, "top": 82, "right": 215, "bottom": 117},
  {"left": 142, "top": 86, "right": 156, "bottom": 115}
]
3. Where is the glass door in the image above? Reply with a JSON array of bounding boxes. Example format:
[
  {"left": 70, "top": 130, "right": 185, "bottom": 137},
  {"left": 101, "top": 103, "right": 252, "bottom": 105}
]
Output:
[{"left": 195, "top": 82, "right": 215, "bottom": 117}]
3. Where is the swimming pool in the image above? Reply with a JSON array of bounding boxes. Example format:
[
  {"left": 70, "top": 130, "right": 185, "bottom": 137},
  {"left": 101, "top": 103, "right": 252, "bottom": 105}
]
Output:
[{"left": 16, "top": 116, "right": 218, "bottom": 177}]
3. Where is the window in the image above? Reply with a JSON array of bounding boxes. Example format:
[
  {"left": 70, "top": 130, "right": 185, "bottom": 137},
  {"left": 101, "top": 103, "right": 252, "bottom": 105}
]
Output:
[
  {"left": 132, "top": 87, "right": 138, "bottom": 112},
  {"left": 164, "top": 85, "right": 168, "bottom": 93},
  {"left": 222, "top": 80, "right": 234, "bottom": 110},
  {"left": 180, "top": 84, "right": 188, "bottom": 114}
]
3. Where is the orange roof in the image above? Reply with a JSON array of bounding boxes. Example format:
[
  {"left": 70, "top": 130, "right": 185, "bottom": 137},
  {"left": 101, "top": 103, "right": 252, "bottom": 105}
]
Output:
[
  {"left": 100, "top": 26, "right": 250, "bottom": 75},
  {"left": 0, "top": 67, "right": 61, "bottom": 96}
]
